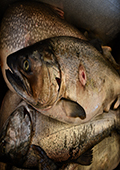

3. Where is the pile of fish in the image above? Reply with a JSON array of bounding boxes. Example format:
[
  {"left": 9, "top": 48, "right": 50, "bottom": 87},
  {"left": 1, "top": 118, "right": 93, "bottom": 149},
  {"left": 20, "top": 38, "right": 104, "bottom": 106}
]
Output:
[{"left": 0, "top": 1, "right": 120, "bottom": 170}]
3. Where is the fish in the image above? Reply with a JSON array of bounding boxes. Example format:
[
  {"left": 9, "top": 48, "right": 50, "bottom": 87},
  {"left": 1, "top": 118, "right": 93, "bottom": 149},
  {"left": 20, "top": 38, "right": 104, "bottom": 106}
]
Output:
[
  {"left": 0, "top": 135, "right": 120, "bottom": 170},
  {"left": 0, "top": 90, "right": 22, "bottom": 131},
  {"left": 0, "top": 1, "right": 85, "bottom": 93},
  {"left": 6, "top": 36, "right": 120, "bottom": 124},
  {"left": 0, "top": 69, "right": 7, "bottom": 107},
  {"left": 39, "top": 0, "right": 120, "bottom": 44},
  {"left": 0, "top": 101, "right": 120, "bottom": 170},
  {"left": 66, "top": 131, "right": 120, "bottom": 170},
  {"left": 0, "top": 0, "right": 120, "bottom": 44}
]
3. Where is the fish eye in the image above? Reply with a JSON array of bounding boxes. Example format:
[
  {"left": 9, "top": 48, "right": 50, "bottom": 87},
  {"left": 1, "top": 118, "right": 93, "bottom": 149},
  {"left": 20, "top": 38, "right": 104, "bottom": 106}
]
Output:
[{"left": 23, "top": 59, "right": 30, "bottom": 71}]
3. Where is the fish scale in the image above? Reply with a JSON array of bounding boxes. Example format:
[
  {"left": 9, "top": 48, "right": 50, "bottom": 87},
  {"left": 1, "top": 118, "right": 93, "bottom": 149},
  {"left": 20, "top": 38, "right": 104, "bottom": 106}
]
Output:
[
  {"left": 6, "top": 36, "right": 120, "bottom": 124},
  {"left": 0, "top": 1, "right": 85, "bottom": 93},
  {"left": 0, "top": 101, "right": 120, "bottom": 169}
]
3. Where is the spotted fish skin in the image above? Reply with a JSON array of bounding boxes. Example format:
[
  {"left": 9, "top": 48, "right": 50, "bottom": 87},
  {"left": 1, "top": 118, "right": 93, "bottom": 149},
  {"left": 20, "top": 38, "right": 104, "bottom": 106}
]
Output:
[
  {"left": 39, "top": 0, "right": 120, "bottom": 44},
  {"left": 0, "top": 1, "right": 85, "bottom": 92},
  {"left": 0, "top": 101, "right": 120, "bottom": 169}
]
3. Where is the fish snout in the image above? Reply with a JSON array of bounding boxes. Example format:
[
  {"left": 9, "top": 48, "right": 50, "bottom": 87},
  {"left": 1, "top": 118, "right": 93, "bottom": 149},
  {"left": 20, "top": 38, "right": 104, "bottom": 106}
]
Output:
[
  {"left": 7, "top": 53, "right": 17, "bottom": 72},
  {"left": 0, "top": 106, "right": 32, "bottom": 166}
]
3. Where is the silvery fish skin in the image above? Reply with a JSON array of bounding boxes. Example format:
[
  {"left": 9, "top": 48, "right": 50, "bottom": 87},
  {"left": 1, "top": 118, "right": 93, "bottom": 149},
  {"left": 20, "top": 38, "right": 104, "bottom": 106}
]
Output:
[
  {"left": 0, "top": 101, "right": 120, "bottom": 170},
  {"left": 65, "top": 131, "right": 120, "bottom": 170},
  {"left": 0, "top": 92, "right": 119, "bottom": 170},
  {"left": 0, "top": 132, "right": 120, "bottom": 170},
  {"left": 6, "top": 36, "right": 120, "bottom": 124},
  {"left": 0, "top": 1, "right": 85, "bottom": 93}
]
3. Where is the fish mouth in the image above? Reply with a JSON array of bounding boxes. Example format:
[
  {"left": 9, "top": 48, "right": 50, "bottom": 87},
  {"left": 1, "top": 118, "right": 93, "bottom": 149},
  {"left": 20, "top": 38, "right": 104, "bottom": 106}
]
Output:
[
  {"left": 6, "top": 68, "right": 34, "bottom": 103},
  {"left": 6, "top": 69, "right": 26, "bottom": 91}
]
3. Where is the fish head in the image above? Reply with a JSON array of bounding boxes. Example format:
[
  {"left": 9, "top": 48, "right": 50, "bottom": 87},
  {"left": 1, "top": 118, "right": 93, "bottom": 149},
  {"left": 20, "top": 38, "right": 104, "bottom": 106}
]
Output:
[
  {"left": 0, "top": 105, "right": 32, "bottom": 166},
  {"left": 6, "top": 43, "right": 61, "bottom": 109}
]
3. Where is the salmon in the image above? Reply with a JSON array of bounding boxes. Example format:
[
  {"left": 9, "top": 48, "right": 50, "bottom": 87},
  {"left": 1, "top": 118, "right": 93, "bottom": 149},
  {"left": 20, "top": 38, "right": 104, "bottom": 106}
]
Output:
[
  {"left": 6, "top": 36, "right": 120, "bottom": 124},
  {"left": 39, "top": 0, "right": 120, "bottom": 44},
  {"left": 0, "top": 1, "right": 85, "bottom": 92},
  {"left": 0, "top": 101, "right": 120, "bottom": 169}
]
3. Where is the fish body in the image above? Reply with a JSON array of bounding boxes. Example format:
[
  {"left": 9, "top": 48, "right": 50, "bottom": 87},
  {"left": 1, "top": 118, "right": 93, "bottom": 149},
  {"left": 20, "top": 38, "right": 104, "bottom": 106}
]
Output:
[
  {"left": 39, "top": 0, "right": 120, "bottom": 44},
  {"left": 66, "top": 131, "right": 120, "bottom": 170},
  {"left": 0, "top": 101, "right": 120, "bottom": 169},
  {"left": 6, "top": 36, "right": 120, "bottom": 124},
  {"left": 0, "top": 0, "right": 120, "bottom": 44},
  {"left": 0, "top": 1, "right": 85, "bottom": 92},
  {"left": 0, "top": 90, "right": 22, "bottom": 131}
]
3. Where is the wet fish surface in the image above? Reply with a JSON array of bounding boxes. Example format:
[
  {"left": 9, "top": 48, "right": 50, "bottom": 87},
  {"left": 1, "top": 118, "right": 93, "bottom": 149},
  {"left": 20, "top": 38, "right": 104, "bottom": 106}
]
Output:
[
  {"left": 6, "top": 36, "right": 120, "bottom": 124},
  {"left": 0, "top": 1, "right": 85, "bottom": 92},
  {"left": 0, "top": 0, "right": 120, "bottom": 44},
  {"left": 66, "top": 131, "right": 120, "bottom": 170},
  {"left": 0, "top": 101, "right": 120, "bottom": 169},
  {"left": 0, "top": 90, "right": 22, "bottom": 131},
  {"left": 39, "top": 0, "right": 120, "bottom": 44}
]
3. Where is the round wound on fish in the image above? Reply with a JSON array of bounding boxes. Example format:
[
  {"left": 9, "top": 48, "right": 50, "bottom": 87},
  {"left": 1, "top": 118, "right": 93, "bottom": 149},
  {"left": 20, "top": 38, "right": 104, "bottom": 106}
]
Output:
[{"left": 79, "top": 65, "right": 87, "bottom": 86}]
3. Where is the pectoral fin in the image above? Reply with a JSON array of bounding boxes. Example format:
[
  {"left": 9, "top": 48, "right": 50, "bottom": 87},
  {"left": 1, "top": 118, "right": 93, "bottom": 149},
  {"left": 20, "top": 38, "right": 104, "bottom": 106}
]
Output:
[
  {"left": 32, "top": 145, "right": 60, "bottom": 170},
  {"left": 60, "top": 98, "right": 86, "bottom": 119},
  {"left": 74, "top": 149, "right": 93, "bottom": 165},
  {"left": 113, "top": 95, "right": 120, "bottom": 109}
]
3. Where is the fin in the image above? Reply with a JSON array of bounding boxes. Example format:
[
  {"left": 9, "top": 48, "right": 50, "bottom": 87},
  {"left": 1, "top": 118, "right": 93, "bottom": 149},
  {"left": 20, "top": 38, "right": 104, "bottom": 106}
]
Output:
[
  {"left": 104, "top": 98, "right": 116, "bottom": 112},
  {"left": 89, "top": 39, "right": 103, "bottom": 54},
  {"left": 102, "top": 46, "right": 120, "bottom": 74},
  {"left": 48, "top": 5, "right": 64, "bottom": 19},
  {"left": 32, "top": 144, "right": 60, "bottom": 170},
  {"left": 84, "top": 31, "right": 89, "bottom": 38},
  {"left": 103, "top": 104, "right": 111, "bottom": 112},
  {"left": 60, "top": 98, "right": 86, "bottom": 119},
  {"left": 113, "top": 95, "right": 120, "bottom": 109},
  {"left": 102, "top": 46, "right": 116, "bottom": 64},
  {"left": 74, "top": 149, "right": 93, "bottom": 165}
]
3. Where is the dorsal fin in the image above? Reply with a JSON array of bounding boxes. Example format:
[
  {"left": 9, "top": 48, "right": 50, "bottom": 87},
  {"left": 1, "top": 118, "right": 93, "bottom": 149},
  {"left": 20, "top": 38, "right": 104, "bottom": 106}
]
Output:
[
  {"left": 74, "top": 149, "right": 93, "bottom": 165},
  {"left": 47, "top": 4, "right": 64, "bottom": 19},
  {"left": 89, "top": 39, "right": 120, "bottom": 74},
  {"left": 102, "top": 46, "right": 116, "bottom": 64},
  {"left": 89, "top": 39, "right": 103, "bottom": 54},
  {"left": 102, "top": 46, "right": 120, "bottom": 74}
]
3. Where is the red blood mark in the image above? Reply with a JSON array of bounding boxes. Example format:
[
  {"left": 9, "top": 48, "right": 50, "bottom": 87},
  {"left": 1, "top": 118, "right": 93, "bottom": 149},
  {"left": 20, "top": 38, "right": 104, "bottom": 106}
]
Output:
[
  {"left": 82, "top": 71, "right": 85, "bottom": 79},
  {"left": 79, "top": 65, "right": 87, "bottom": 86},
  {"left": 35, "top": 23, "right": 38, "bottom": 27}
]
